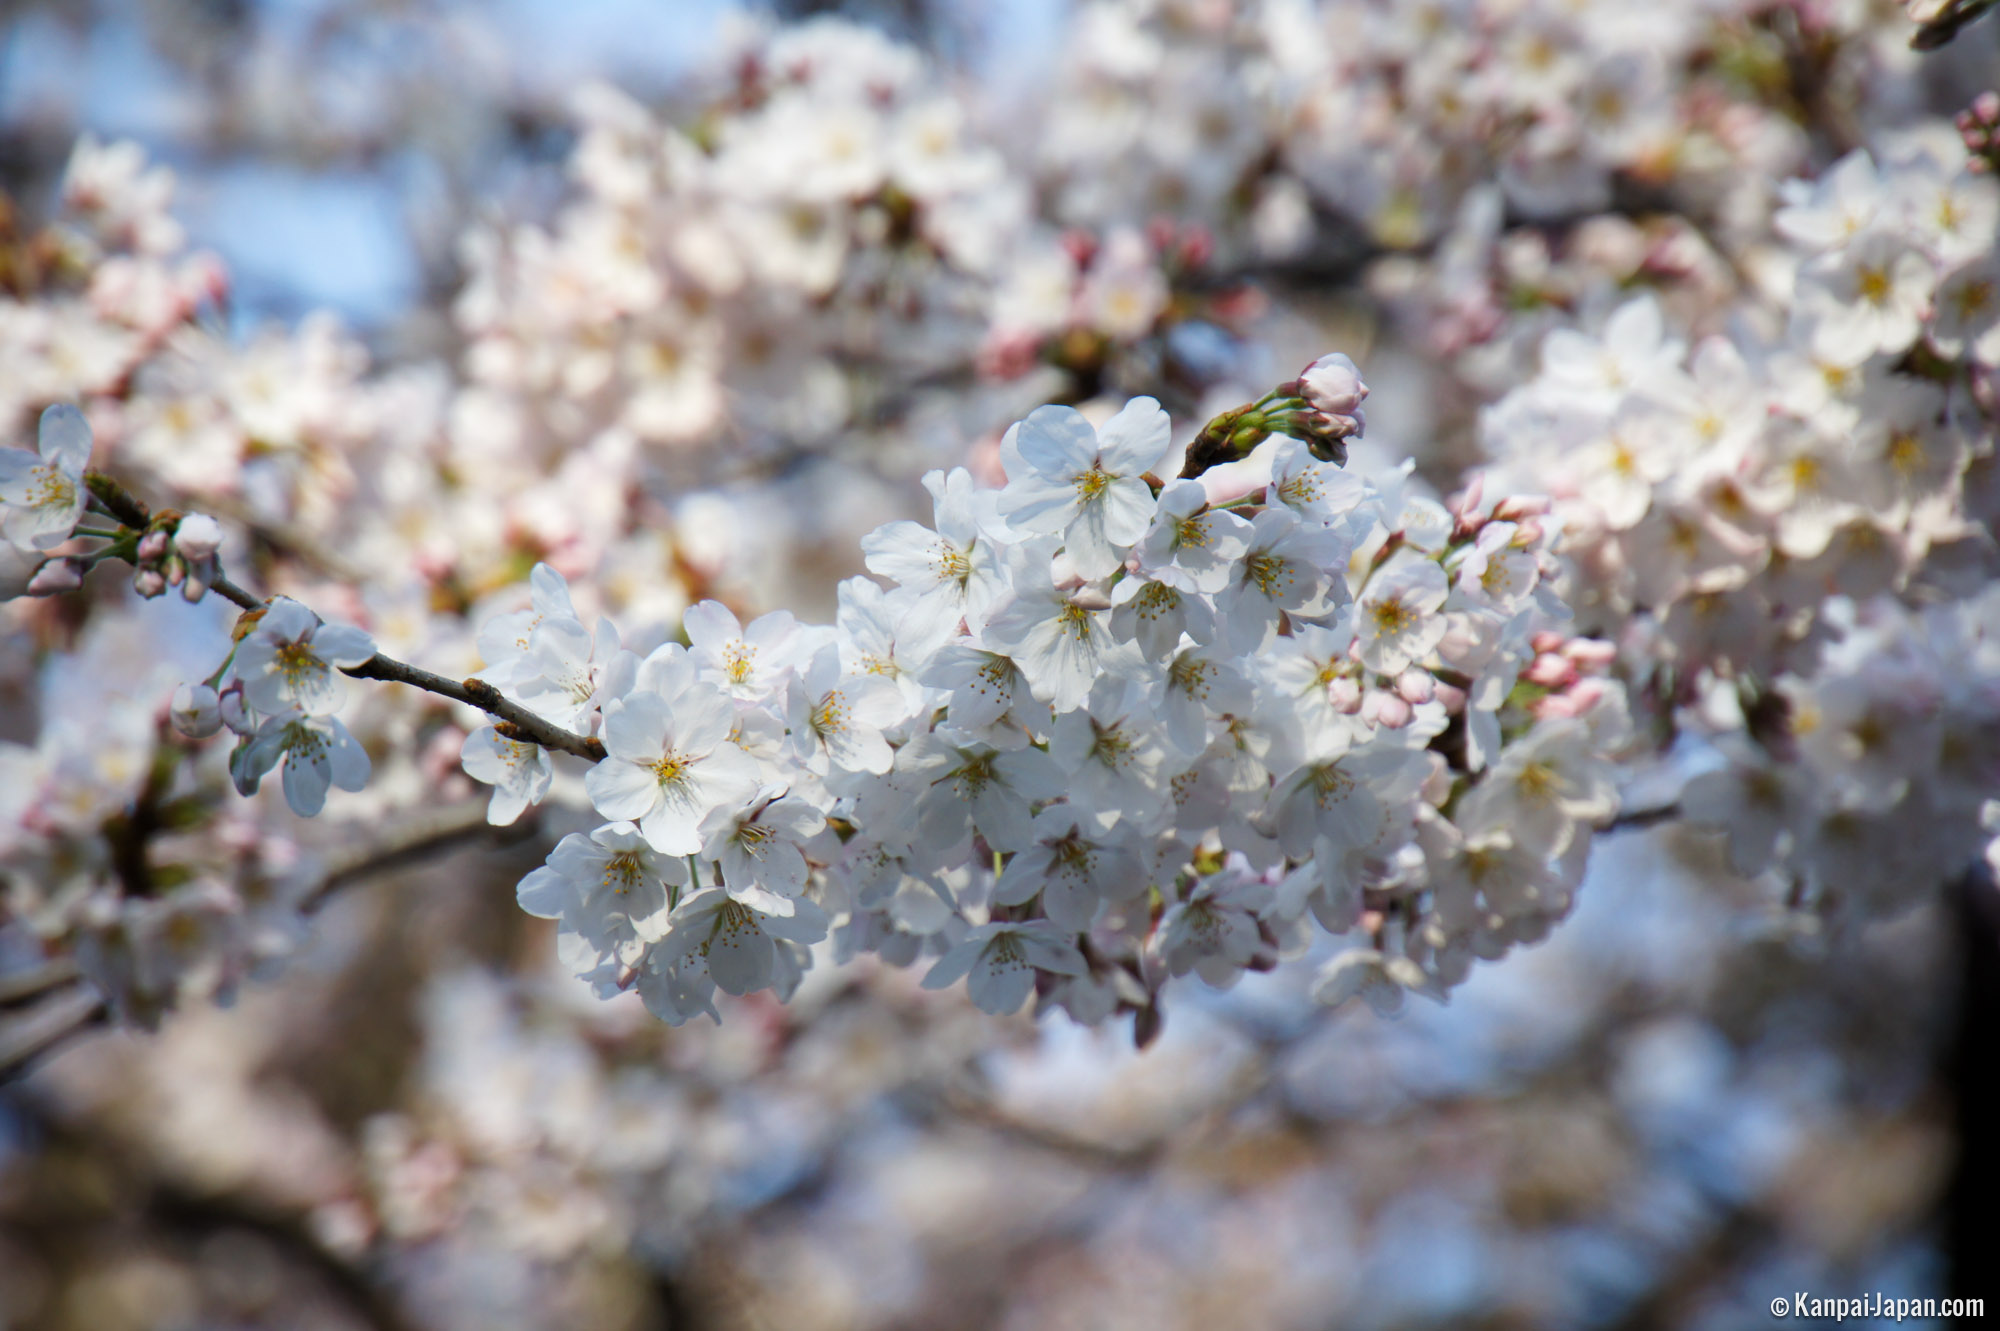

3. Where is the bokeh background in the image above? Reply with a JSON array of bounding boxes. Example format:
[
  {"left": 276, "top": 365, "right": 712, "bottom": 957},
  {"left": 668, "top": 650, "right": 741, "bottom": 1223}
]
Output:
[{"left": 0, "top": 1, "right": 1993, "bottom": 1328}]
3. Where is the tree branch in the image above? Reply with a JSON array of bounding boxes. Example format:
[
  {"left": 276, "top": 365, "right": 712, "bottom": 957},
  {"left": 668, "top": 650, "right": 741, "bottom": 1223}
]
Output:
[
  {"left": 0, "top": 986, "right": 108, "bottom": 1085},
  {"left": 88, "top": 476, "right": 600, "bottom": 759},
  {"left": 301, "top": 799, "right": 533, "bottom": 914},
  {"left": 1605, "top": 801, "right": 1681, "bottom": 833},
  {"left": 341, "top": 656, "right": 606, "bottom": 760}
]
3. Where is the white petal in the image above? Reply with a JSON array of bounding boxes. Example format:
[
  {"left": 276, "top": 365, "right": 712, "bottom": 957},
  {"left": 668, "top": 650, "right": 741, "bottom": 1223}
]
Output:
[{"left": 37, "top": 404, "right": 92, "bottom": 474}]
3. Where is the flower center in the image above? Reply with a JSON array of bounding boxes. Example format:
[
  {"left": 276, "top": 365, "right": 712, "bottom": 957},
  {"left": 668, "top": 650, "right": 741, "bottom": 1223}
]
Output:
[
  {"left": 1367, "top": 596, "right": 1415, "bottom": 636},
  {"left": 1854, "top": 263, "right": 1891, "bottom": 306},
  {"left": 811, "top": 689, "right": 851, "bottom": 737},
  {"left": 27, "top": 464, "right": 76, "bottom": 513},
  {"left": 1073, "top": 464, "right": 1112, "bottom": 503},
  {"left": 722, "top": 642, "right": 757, "bottom": 684},
  {"left": 603, "top": 850, "right": 646, "bottom": 895},
  {"left": 275, "top": 641, "right": 321, "bottom": 688},
  {"left": 1243, "top": 552, "right": 1292, "bottom": 598}
]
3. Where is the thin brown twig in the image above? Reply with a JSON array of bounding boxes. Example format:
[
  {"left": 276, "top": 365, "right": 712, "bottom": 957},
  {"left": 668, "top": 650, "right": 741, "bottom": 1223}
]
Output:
[
  {"left": 341, "top": 656, "right": 606, "bottom": 760},
  {"left": 82, "top": 467, "right": 606, "bottom": 759},
  {"left": 1605, "top": 801, "right": 1682, "bottom": 833}
]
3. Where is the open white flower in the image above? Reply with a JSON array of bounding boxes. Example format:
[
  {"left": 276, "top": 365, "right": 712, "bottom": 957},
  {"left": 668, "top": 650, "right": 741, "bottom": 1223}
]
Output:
[
  {"left": 1216, "top": 508, "right": 1347, "bottom": 654},
  {"left": 861, "top": 466, "right": 1010, "bottom": 657},
  {"left": 460, "top": 725, "right": 554, "bottom": 826},
  {"left": 1135, "top": 479, "right": 1250, "bottom": 592},
  {"left": 1108, "top": 574, "right": 1214, "bottom": 659},
  {"left": 512, "top": 615, "right": 631, "bottom": 733},
  {"left": 1355, "top": 552, "right": 1449, "bottom": 675},
  {"left": 1800, "top": 233, "right": 1934, "bottom": 365},
  {"left": 235, "top": 598, "right": 377, "bottom": 718},
  {"left": 699, "top": 787, "right": 826, "bottom": 915},
  {"left": 586, "top": 683, "right": 762, "bottom": 855},
  {"left": 517, "top": 821, "right": 683, "bottom": 962},
  {"left": 1156, "top": 870, "right": 1273, "bottom": 987},
  {"left": 684, "top": 599, "right": 807, "bottom": 702},
  {"left": 1154, "top": 643, "right": 1253, "bottom": 757},
  {"left": 982, "top": 545, "right": 1132, "bottom": 713},
  {"left": 919, "top": 919, "right": 1088, "bottom": 1015},
  {"left": 1050, "top": 676, "right": 1176, "bottom": 827},
  {"left": 997, "top": 397, "right": 1172, "bottom": 578},
  {"left": 0, "top": 404, "right": 92, "bottom": 551},
  {"left": 1457, "top": 717, "right": 1618, "bottom": 854},
  {"left": 785, "top": 646, "right": 904, "bottom": 776},
  {"left": 918, "top": 640, "right": 1051, "bottom": 744},
  {"left": 993, "top": 805, "right": 1146, "bottom": 930},
  {"left": 655, "top": 888, "right": 829, "bottom": 997},
  {"left": 475, "top": 563, "right": 579, "bottom": 689},
  {"left": 1311, "top": 948, "right": 1443, "bottom": 1016},
  {"left": 900, "top": 733, "right": 1060, "bottom": 853},
  {"left": 1265, "top": 437, "right": 1370, "bottom": 528},
  {"left": 231, "top": 710, "right": 371, "bottom": 817},
  {"left": 1259, "top": 741, "right": 1428, "bottom": 859}
]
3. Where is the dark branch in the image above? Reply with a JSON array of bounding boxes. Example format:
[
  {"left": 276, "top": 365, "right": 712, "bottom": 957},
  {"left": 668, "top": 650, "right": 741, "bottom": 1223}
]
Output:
[
  {"left": 83, "top": 470, "right": 151, "bottom": 528},
  {"left": 342, "top": 656, "right": 606, "bottom": 761},
  {"left": 210, "top": 571, "right": 262, "bottom": 612},
  {"left": 1605, "top": 801, "right": 1682, "bottom": 833}
]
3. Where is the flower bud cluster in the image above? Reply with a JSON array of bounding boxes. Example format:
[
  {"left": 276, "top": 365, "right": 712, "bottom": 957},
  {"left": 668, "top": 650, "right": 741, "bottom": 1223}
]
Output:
[
  {"left": 129, "top": 512, "right": 223, "bottom": 602},
  {"left": 1956, "top": 92, "right": 2000, "bottom": 173},
  {"left": 446, "top": 382, "right": 1620, "bottom": 1031}
]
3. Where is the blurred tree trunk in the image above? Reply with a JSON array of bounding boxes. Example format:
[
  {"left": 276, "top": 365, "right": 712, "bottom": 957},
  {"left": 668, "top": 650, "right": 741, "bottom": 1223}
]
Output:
[{"left": 1948, "top": 862, "right": 1999, "bottom": 1301}]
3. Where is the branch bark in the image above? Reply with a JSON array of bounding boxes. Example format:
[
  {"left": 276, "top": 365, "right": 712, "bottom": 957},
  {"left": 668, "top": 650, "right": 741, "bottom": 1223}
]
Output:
[{"left": 341, "top": 656, "right": 606, "bottom": 761}]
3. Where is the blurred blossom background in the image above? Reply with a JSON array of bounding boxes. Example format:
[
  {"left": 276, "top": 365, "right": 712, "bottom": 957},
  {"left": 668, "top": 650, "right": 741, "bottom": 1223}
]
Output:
[{"left": 0, "top": 1, "right": 1994, "bottom": 1328}]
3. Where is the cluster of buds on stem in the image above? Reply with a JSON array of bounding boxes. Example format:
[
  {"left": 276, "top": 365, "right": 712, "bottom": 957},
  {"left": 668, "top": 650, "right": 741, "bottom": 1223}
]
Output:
[
  {"left": 1957, "top": 91, "right": 2000, "bottom": 172},
  {"left": 131, "top": 512, "right": 223, "bottom": 602},
  {"left": 1178, "top": 353, "right": 1369, "bottom": 477}
]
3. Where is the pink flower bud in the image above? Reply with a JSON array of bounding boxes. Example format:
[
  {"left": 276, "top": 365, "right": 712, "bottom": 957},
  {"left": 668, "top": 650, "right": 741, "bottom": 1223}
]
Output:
[
  {"left": 1451, "top": 474, "right": 1486, "bottom": 519},
  {"left": 1523, "top": 653, "right": 1576, "bottom": 688},
  {"left": 1298, "top": 352, "right": 1368, "bottom": 415},
  {"left": 1491, "top": 495, "right": 1551, "bottom": 522},
  {"left": 1562, "top": 637, "right": 1619, "bottom": 670},
  {"left": 1060, "top": 228, "right": 1097, "bottom": 268},
  {"left": 134, "top": 567, "right": 167, "bottom": 598},
  {"left": 137, "top": 529, "right": 169, "bottom": 562},
  {"left": 181, "top": 570, "right": 210, "bottom": 603},
  {"left": 1531, "top": 630, "right": 1567, "bottom": 654},
  {"left": 1395, "top": 669, "right": 1436, "bottom": 704},
  {"left": 1361, "top": 688, "right": 1412, "bottom": 728},
  {"left": 171, "top": 683, "right": 223, "bottom": 738},
  {"left": 1326, "top": 675, "right": 1364, "bottom": 713},
  {"left": 1975, "top": 91, "right": 2000, "bottom": 125},
  {"left": 1535, "top": 679, "right": 1607, "bottom": 720},
  {"left": 1432, "top": 681, "right": 1467, "bottom": 713},
  {"left": 173, "top": 513, "right": 223, "bottom": 560},
  {"left": 26, "top": 557, "right": 85, "bottom": 596}
]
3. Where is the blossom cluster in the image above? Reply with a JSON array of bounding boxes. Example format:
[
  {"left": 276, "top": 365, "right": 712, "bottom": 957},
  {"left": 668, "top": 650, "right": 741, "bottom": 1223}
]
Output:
[
  {"left": 449, "top": 373, "right": 1624, "bottom": 1029},
  {"left": 1479, "top": 136, "right": 2000, "bottom": 924}
]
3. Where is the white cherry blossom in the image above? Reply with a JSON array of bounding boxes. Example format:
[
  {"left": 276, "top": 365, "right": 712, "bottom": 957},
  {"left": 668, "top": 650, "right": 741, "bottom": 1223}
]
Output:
[
  {"left": 234, "top": 598, "right": 377, "bottom": 718},
  {"left": 0, "top": 404, "right": 93, "bottom": 551},
  {"left": 997, "top": 397, "right": 1172, "bottom": 578}
]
